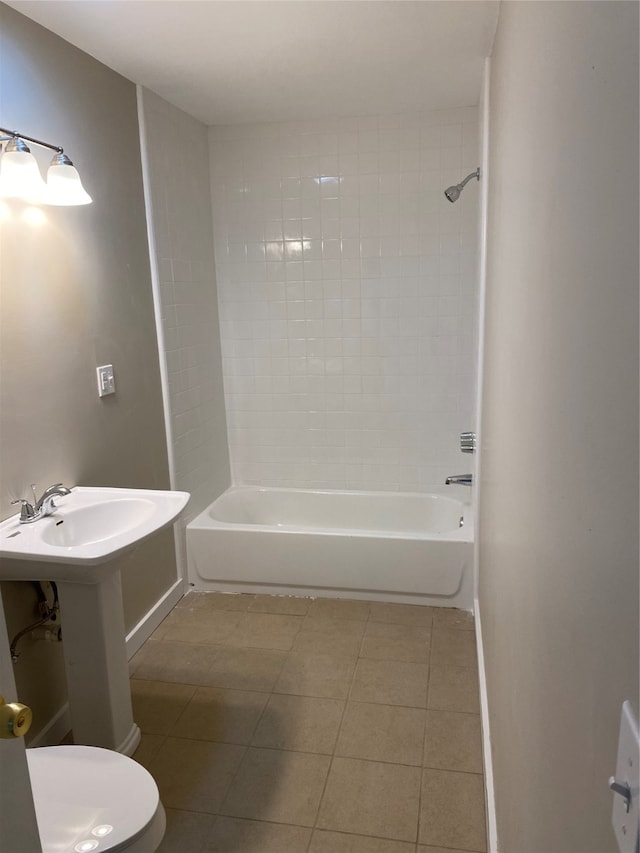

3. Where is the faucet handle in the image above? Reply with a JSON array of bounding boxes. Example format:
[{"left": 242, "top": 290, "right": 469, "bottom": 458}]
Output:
[
  {"left": 460, "top": 432, "right": 476, "bottom": 453},
  {"left": 11, "top": 499, "right": 37, "bottom": 522}
]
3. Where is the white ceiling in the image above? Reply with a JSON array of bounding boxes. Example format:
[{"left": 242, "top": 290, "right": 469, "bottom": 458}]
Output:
[{"left": 7, "top": 0, "right": 499, "bottom": 126}]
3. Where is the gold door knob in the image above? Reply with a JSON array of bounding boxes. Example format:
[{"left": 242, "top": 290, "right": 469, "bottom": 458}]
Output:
[{"left": 0, "top": 695, "right": 33, "bottom": 738}]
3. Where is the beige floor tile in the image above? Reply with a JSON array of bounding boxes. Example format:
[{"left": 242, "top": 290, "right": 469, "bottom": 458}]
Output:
[
  {"left": 177, "top": 591, "right": 255, "bottom": 611},
  {"left": 303, "top": 615, "right": 368, "bottom": 638},
  {"left": 201, "top": 647, "right": 287, "bottom": 691},
  {"left": 293, "top": 629, "right": 362, "bottom": 657},
  {"left": 423, "top": 710, "right": 483, "bottom": 773},
  {"left": 351, "top": 659, "right": 429, "bottom": 708},
  {"left": 430, "top": 628, "right": 477, "bottom": 668},
  {"left": 132, "top": 733, "right": 165, "bottom": 770},
  {"left": 418, "top": 847, "right": 481, "bottom": 853},
  {"left": 335, "top": 701, "right": 426, "bottom": 766},
  {"left": 157, "top": 808, "right": 216, "bottom": 852},
  {"left": 310, "top": 829, "right": 416, "bottom": 852},
  {"left": 307, "top": 598, "right": 371, "bottom": 621},
  {"left": 317, "top": 757, "right": 421, "bottom": 842},
  {"left": 361, "top": 621, "right": 430, "bottom": 663},
  {"left": 162, "top": 609, "right": 243, "bottom": 645},
  {"left": 252, "top": 693, "right": 344, "bottom": 754},
  {"left": 419, "top": 769, "right": 487, "bottom": 851},
  {"left": 368, "top": 602, "right": 434, "bottom": 628},
  {"left": 432, "top": 607, "right": 475, "bottom": 632},
  {"left": 220, "top": 747, "right": 330, "bottom": 826},
  {"left": 227, "top": 612, "right": 305, "bottom": 650},
  {"left": 206, "top": 817, "right": 311, "bottom": 852},
  {"left": 131, "top": 680, "right": 197, "bottom": 735},
  {"left": 428, "top": 666, "right": 480, "bottom": 714},
  {"left": 149, "top": 614, "right": 173, "bottom": 640},
  {"left": 130, "top": 640, "right": 217, "bottom": 685},
  {"left": 149, "top": 737, "right": 245, "bottom": 813},
  {"left": 275, "top": 652, "right": 357, "bottom": 699},
  {"left": 248, "top": 594, "right": 312, "bottom": 615},
  {"left": 171, "top": 686, "right": 268, "bottom": 744}
]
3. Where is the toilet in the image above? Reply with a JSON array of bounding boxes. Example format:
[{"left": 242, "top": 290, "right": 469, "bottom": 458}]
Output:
[{"left": 26, "top": 745, "right": 165, "bottom": 852}]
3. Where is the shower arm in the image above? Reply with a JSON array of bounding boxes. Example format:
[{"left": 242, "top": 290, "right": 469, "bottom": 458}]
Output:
[{"left": 458, "top": 168, "right": 480, "bottom": 189}]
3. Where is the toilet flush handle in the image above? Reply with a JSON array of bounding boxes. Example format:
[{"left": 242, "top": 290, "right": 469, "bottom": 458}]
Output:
[{"left": 0, "top": 695, "right": 32, "bottom": 738}]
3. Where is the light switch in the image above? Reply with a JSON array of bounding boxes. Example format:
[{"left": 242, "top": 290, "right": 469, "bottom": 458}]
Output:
[
  {"left": 610, "top": 700, "right": 640, "bottom": 853},
  {"left": 96, "top": 364, "right": 115, "bottom": 397}
]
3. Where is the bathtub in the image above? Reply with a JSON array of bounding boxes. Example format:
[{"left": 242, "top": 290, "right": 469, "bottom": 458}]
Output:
[{"left": 186, "top": 486, "right": 474, "bottom": 608}]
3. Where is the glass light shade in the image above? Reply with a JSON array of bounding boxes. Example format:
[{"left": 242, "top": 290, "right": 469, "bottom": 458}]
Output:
[
  {"left": 44, "top": 162, "right": 92, "bottom": 206},
  {"left": 0, "top": 149, "right": 47, "bottom": 203}
]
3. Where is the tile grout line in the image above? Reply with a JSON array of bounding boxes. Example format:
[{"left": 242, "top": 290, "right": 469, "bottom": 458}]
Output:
[
  {"left": 143, "top": 731, "right": 485, "bottom": 775},
  {"left": 306, "top": 600, "right": 372, "bottom": 849},
  {"left": 415, "top": 607, "right": 434, "bottom": 847},
  {"left": 214, "top": 598, "right": 309, "bottom": 819},
  {"left": 164, "top": 597, "right": 294, "bottom": 825}
]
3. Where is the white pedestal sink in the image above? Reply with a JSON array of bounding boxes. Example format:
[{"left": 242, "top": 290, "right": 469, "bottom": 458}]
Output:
[{"left": 0, "top": 486, "right": 190, "bottom": 755}]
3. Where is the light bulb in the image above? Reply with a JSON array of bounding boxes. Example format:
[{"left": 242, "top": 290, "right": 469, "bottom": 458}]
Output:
[
  {"left": 0, "top": 138, "right": 47, "bottom": 203},
  {"left": 44, "top": 152, "right": 92, "bottom": 206}
]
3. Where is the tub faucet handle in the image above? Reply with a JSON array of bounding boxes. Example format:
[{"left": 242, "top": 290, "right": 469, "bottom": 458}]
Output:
[{"left": 460, "top": 432, "right": 476, "bottom": 453}]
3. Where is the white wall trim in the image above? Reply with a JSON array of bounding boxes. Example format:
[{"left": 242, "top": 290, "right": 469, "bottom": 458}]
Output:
[
  {"left": 475, "top": 596, "right": 499, "bottom": 852},
  {"left": 473, "top": 56, "right": 491, "bottom": 603},
  {"left": 28, "top": 701, "right": 72, "bottom": 749},
  {"left": 125, "top": 575, "right": 184, "bottom": 658}
]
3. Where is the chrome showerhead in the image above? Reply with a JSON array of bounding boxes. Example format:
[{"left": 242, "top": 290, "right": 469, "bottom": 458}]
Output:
[
  {"left": 444, "top": 167, "right": 480, "bottom": 203},
  {"left": 444, "top": 184, "right": 462, "bottom": 203}
]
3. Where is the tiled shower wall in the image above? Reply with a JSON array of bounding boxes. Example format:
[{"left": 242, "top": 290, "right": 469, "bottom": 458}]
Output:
[
  {"left": 209, "top": 108, "right": 478, "bottom": 492},
  {"left": 139, "top": 89, "right": 230, "bottom": 518}
]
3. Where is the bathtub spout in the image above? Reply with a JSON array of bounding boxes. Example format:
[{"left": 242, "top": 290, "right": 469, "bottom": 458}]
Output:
[{"left": 445, "top": 474, "right": 472, "bottom": 486}]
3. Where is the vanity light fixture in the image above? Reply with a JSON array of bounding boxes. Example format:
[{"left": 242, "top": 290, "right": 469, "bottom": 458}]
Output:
[{"left": 0, "top": 127, "right": 92, "bottom": 206}]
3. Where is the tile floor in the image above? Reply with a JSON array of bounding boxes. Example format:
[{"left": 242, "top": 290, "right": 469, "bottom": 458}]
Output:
[{"left": 129, "top": 592, "right": 486, "bottom": 853}]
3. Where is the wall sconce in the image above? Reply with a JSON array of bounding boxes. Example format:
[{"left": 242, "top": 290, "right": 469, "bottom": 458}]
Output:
[{"left": 0, "top": 127, "right": 92, "bottom": 206}]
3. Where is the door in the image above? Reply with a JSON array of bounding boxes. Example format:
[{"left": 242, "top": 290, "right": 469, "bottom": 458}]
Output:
[{"left": 0, "top": 588, "right": 42, "bottom": 852}]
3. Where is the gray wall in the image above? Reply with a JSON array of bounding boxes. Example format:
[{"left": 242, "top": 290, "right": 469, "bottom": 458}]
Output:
[
  {"left": 479, "top": 3, "right": 639, "bottom": 851},
  {"left": 0, "top": 6, "right": 175, "bottom": 739}
]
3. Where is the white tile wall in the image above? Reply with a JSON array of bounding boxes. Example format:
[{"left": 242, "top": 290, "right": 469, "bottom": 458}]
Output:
[
  {"left": 210, "top": 108, "right": 479, "bottom": 492},
  {"left": 140, "top": 89, "right": 230, "bottom": 516}
]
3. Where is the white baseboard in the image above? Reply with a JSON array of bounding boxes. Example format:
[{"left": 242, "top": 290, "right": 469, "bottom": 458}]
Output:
[
  {"left": 475, "top": 596, "right": 499, "bottom": 852},
  {"left": 126, "top": 576, "right": 185, "bottom": 659},
  {"left": 28, "top": 700, "right": 72, "bottom": 748}
]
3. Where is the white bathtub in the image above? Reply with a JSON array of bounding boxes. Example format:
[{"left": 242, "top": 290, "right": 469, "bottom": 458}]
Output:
[{"left": 187, "top": 486, "right": 474, "bottom": 608}]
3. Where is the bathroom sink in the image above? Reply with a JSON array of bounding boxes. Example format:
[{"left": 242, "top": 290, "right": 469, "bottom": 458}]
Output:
[
  {"left": 0, "top": 486, "right": 190, "bottom": 579},
  {"left": 0, "top": 484, "right": 190, "bottom": 755}
]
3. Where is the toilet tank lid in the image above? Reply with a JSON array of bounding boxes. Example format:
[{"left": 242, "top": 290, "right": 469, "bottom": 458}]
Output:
[{"left": 27, "top": 745, "right": 160, "bottom": 853}]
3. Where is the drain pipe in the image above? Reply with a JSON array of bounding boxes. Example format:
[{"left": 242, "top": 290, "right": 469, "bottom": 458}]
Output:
[{"left": 10, "top": 581, "right": 61, "bottom": 663}]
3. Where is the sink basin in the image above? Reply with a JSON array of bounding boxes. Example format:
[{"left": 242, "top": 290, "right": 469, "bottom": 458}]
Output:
[
  {"left": 40, "top": 498, "right": 156, "bottom": 548},
  {"left": 0, "top": 486, "right": 190, "bottom": 579}
]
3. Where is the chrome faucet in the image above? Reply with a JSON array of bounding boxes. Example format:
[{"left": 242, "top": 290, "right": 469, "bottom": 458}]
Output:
[
  {"left": 445, "top": 474, "right": 473, "bottom": 486},
  {"left": 11, "top": 483, "right": 72, "bottom": 523}
]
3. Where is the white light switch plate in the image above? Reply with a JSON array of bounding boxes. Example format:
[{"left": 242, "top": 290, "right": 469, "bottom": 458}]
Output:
[
  {"left": 611, "top": 700, "right": 640, "bottom": 853},
  {"left": 96, "top": 364, "right": 115, "bottom": 397}
]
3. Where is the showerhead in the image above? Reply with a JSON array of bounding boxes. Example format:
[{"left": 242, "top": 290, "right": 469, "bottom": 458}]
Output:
[
  {"left": 444, "top": 167, "right": 480, "bottom": 203},
  {"left": 444, "top": 184, "right": 461, "bottom": 203}
]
